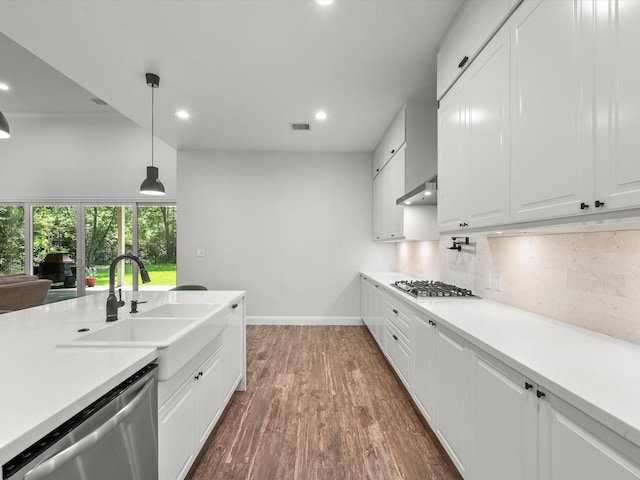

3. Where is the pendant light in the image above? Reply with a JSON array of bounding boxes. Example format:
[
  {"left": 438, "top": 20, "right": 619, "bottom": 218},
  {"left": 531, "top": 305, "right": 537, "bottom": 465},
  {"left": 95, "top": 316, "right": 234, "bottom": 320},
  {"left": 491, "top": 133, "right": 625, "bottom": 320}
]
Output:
[
  {"left": 0, "top": 110, "right": 10, "bottom": 139},
  {"left": 140, "top": 72, "right": 165, "bottom": 195}
]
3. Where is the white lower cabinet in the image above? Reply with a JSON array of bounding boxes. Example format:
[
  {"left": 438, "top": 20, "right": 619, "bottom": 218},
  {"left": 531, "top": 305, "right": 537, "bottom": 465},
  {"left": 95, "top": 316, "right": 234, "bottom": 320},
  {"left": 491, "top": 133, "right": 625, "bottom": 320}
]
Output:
[
  {"left": 360, "top": 275, "right": 385, "bottom": 349},
  {"left": 196, "top": 348, "right": 223, "bottom": 446},
  {"left": 469, "top": 348, "right": 537, "bottom": 480},
  {"left": 434, "top": 325, "right": 470, "bottom": 476},
  {"left": 223, "top": 299, "right": 245, "bottom": 403},
  {"left": 158, "top": 373, "right": 198, "bottom": 480},
  {"left": 413, "top": 315, "right": 436, "bottom": 426},
  {"left": 539, "top": 393, "right": 640, "bottom": 480},
  {"left": 468, "top": 348, "right": 640, "bottom": 480},
  {"left": 159, "top": 343, "right": 223, "bottom": 480}
]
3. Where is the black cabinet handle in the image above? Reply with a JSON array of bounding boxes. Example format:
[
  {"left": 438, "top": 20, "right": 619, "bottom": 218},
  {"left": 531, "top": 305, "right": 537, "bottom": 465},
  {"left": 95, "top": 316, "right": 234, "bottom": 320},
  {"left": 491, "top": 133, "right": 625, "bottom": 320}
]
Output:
[
  {"left": 391, "top": 149, "right": 396, "bottom": 155},
  {"left": 458, "top": 56, "right": 469, "bottom": 68},
  {"left": 392, "top": 309, "right": 398, "bottom": 314},
  {"left": 392, "top": 334, "right": 398, "bottom": 341},
  {"left": 536, "top": 390, "right": 546, "bottom": 399},
  {"left": 428, "top": 319, "right": 436, "bottom": 326},
  {"left": 525, "top": 382, "right": 533, "bottom": 390},
  {"left": 595, "top": 200, "right": 605, "bottom": 208},
  {"left": 580, "top": 202, "right": 589, "bottom": 210},
  {"left": 374, "top": 285, "right": 379, "bottom": 288},
  {"left": 376, "top": 168, "right": 380, "bottom": 172},
  {"left": 459, "top": 222, "right": 468, "bottom": 228},
  {"left": 232, "top": 303, "right": 239, "bottom": 309}
]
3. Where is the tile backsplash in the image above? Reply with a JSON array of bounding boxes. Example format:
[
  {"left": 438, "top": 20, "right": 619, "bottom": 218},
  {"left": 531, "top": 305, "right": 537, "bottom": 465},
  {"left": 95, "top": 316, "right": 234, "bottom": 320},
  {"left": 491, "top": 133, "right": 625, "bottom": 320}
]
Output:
[{"left": 397, "top": 230, "right": 640, "bottom": 344}]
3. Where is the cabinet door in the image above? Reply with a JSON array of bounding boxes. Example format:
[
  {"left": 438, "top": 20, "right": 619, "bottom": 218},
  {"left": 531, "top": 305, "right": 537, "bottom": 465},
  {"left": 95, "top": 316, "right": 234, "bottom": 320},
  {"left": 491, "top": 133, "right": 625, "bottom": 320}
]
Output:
[
  {"left": 385, "top": 146, "right": 406, "bottom": 239},
  {"left": 437, "top": 0, "right": 515, "bottom": 99},
  {"left": 466, "top": 27, "right": 511, "bottom": 228},
  {"left": 224, "top": 300, "right": 244, "bottom": 403},
  {"left": 372, "top": 171, "right": 384, "bottom": 240},
  {"left": 595, "top": 0, "right": 640, "bottom": 211},
  {"left": 435, "top": 326, "right": 470, "bottom": 475},
  {"left": 197, "top": 347, "right": 223, "bottom": 447},
  {"left": 539, "top": 395, "right": 640, "bottom": 479},
  {"left": 510, "top": 0, "right": 594, "bottom": 222},
  {"left": 438, "top": 81, "right": 468, "bottom": 231},
  {"left": 159, "top": 377, "right": 197, "bottom": 480},
  {"left": 360, "top": 276, "right": 369, "bottom": 326},
  {"left": 413, "top": 316, "right": 436, "bottom": 427},
  {"left": 470, "top": 350, "right": 537, "bottom": 480}
]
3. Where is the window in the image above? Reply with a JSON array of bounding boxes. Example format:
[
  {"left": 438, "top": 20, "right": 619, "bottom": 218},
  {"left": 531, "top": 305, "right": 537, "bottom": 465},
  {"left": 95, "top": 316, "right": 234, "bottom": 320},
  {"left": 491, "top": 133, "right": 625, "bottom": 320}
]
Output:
[{"left": 0, "top": 206, "right": 25, "bottom": 274}]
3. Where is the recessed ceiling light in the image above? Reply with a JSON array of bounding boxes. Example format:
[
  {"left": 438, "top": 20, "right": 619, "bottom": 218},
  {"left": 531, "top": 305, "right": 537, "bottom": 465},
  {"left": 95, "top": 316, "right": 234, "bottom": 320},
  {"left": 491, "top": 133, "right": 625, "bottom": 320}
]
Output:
[
  {"left": 175, "top": 110, "right": 190, "bottom": 119},
  {"left": 404, "top": 201, "right": 412, "bottom": 205},
  {"left": 316, "top": 0, "right": 334, "bottom": 5},
  {"left": 424, "top": 191, "right": 432, "bottom": 196},
  {"left": 0, "top": 83, "right": 9, "bottom": 91},
  {"left": 315, "top": 110, "right": 328, "bottom": 120}
]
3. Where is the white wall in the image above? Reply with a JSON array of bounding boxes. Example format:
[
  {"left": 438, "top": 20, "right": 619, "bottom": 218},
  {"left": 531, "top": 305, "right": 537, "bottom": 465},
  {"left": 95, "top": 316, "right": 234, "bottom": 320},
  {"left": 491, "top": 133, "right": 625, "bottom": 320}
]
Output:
[
  {"left": 0, "top": 115, "right": 176, "bottom": 201},
  {"left": 177, "top": 150, "right": 396, "bottom": 321}
]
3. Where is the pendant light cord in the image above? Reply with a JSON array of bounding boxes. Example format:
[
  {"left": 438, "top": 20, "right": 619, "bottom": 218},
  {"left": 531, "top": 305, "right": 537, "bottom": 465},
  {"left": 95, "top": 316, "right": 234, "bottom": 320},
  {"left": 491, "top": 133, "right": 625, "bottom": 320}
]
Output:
[{"left": 151, "top": 85, "right": 155, "bottom": 168}]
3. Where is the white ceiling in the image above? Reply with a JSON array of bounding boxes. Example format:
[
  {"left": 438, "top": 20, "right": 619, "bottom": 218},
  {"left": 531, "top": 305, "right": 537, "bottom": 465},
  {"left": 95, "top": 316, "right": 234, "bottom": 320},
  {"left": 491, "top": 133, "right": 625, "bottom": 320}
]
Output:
[{"left": 0, "top": 0, "right": 462, "bottom": 153}]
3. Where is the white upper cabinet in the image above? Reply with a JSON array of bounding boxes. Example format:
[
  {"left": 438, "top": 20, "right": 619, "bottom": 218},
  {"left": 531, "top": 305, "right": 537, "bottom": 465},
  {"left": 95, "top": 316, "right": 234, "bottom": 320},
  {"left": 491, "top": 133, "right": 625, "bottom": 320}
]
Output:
[
  {"left": 510, "top": 0, "right": 595, "bottom": 222},
  {"left": 437, "top": 0, "right": 520, "bottom": 100},
  {"left": 438, "top": 27, "right": 511, "bottom": 232},
  {"left": 438, "top": 81, "right": 467, "bottom": 231},
  {"left": 373, "top": 109, "right": 406, "bottom": 177},
  {"left": 595, "top": 0, "right": 640, "bottom": 211},
  {"left": 373, "top": 102, "right": 439, "bottom": 242}
]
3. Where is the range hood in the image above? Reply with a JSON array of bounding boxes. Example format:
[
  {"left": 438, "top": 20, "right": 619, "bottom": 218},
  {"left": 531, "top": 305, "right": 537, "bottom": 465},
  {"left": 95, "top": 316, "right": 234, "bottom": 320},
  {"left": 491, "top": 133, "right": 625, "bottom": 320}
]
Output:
[{"left": 396, "top": 175, "right": 437, "bottom": 206}]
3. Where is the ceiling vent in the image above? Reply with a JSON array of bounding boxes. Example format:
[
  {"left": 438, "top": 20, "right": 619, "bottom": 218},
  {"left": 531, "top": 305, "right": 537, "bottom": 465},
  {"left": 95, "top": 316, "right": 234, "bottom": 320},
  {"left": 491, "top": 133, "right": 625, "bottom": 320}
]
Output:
[
  {"left": 91, "top": 98, "right": 108, "bottom": 106},
  {"left": 290, "top": 123, "right": 311, "bottom": 131}
]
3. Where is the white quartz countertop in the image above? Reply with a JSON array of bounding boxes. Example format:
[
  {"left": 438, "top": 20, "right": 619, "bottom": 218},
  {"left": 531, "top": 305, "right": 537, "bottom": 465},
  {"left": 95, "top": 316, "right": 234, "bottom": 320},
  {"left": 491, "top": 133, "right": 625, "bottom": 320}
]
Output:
[
  {"left": 361, "top": 271, "right": 640, "bottom": 448},
  {"left": 0, "top": 289, "right": 244, "bottom": 465}
]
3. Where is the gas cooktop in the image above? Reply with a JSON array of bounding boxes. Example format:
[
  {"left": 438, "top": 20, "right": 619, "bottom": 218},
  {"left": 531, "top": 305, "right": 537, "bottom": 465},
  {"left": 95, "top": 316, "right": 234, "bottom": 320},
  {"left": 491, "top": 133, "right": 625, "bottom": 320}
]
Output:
[{"left": 391, "top": 280, "right": 478, "bottom": 299}]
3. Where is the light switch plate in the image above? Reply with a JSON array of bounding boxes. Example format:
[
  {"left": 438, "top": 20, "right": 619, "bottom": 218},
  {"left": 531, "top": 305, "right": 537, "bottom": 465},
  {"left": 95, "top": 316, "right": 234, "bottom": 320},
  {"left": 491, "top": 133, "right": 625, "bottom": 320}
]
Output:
[
  {"left": 493, "top": 274, "right": 502, "bottom": 292},
  {"left": 196, "top": 249, "right": 205, "bottom": 257}
]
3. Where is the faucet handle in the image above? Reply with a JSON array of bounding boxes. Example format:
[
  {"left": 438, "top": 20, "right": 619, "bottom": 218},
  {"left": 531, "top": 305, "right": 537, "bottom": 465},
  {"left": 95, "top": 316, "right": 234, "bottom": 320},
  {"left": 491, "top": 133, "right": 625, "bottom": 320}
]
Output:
[{"left": 117, "top": 288, "right": 125, "bottom": 307}]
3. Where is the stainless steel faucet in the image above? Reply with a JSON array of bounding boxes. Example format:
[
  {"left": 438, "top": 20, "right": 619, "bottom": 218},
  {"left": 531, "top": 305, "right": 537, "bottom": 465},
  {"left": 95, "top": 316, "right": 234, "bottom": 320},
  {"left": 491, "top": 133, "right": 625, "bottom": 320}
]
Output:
[{"left": 106, "top": 254, "right": 151, "bottom": 322}]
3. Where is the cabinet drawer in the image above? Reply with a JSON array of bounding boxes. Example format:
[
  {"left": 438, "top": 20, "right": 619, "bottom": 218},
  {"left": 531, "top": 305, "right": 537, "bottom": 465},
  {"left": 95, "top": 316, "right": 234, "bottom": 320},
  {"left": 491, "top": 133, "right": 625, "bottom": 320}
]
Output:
[
  {"left": 386, "top": 323, "right": 411, "bottom": 386},
  {"left": 385, "top": 301, "right": 411, "bottom": 341}
]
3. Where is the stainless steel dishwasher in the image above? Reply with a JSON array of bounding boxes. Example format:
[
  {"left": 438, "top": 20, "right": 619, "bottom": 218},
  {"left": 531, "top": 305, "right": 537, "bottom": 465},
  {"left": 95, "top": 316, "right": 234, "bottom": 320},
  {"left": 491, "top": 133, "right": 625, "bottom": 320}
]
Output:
[{"left": 2, "top": 364, "right": 158, "bottom": 480}]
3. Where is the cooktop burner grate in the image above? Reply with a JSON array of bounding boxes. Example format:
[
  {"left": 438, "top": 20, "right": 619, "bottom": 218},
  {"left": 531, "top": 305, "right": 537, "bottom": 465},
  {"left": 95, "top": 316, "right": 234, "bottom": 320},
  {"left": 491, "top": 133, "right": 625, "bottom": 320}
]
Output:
[{"left": 391, "top": 280, "right": 477, "bottom": 298}]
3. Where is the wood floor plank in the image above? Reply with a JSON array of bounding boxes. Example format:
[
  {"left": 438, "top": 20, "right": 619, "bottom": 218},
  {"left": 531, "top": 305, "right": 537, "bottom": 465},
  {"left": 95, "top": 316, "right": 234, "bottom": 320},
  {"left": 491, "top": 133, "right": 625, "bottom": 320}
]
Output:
[{"left": 187, "top": 325, "right": 462, "bottom": 480}]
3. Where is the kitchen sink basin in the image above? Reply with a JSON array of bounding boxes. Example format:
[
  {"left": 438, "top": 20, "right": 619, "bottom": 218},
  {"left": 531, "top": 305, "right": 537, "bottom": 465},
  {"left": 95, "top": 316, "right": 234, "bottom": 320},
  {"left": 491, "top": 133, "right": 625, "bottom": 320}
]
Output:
[
  {"left": 135, "top": 303, "right": 221, "bottom": 319},
  {"left": 57, "top": 303, "right": 228, "bottom": 380},
  {"left": 72, "top": 317, "right": 198, "bottom": 343}
]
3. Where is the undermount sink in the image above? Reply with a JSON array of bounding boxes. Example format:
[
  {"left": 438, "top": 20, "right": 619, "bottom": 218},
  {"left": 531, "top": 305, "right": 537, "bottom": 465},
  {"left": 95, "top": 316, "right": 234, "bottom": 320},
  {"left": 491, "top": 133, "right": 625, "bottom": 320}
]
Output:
[{"left": 57, "top": 303, "right": 228, "bottom": 380}]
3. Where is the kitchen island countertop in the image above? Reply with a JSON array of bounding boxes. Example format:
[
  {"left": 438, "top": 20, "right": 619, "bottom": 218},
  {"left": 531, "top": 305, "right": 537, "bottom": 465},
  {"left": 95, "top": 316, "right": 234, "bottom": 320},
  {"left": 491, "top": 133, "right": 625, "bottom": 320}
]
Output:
[{"left": 0, "top": 289, "right": 243, "bottom": 465}]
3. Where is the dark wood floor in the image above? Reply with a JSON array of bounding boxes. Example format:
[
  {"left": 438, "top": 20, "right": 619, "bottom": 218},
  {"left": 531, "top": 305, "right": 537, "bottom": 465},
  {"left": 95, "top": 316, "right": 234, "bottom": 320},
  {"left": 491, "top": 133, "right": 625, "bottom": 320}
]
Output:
[{"left": 187, "top": 325, "right": 462, "bottom": 480}]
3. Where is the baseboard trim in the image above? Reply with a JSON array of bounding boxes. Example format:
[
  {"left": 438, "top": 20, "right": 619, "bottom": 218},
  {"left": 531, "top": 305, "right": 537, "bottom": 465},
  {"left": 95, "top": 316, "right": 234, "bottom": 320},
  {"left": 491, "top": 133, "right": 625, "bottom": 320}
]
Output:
[{"left": 247, "top": 316, "right": 364, "bottom": 326}]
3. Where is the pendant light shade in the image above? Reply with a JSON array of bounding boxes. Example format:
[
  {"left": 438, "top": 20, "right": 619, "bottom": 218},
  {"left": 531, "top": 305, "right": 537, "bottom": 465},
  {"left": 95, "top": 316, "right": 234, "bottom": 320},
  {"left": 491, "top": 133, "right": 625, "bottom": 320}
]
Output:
[
  {"left": 140, "top": 166, "right": 165, "bottom": 195},
  {"left": 140, "top": 72, "right": 165, "bottom": 196},
  {"left": 0, "top": 110, "right": 10, "bottom": 139}
]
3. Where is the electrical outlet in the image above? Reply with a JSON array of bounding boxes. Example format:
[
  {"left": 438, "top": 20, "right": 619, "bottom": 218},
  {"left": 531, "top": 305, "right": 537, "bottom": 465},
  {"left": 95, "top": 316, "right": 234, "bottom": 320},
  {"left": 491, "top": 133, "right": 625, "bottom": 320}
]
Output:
[{"left": 196, "top": 249, "right": 205, "bottom": 257}]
